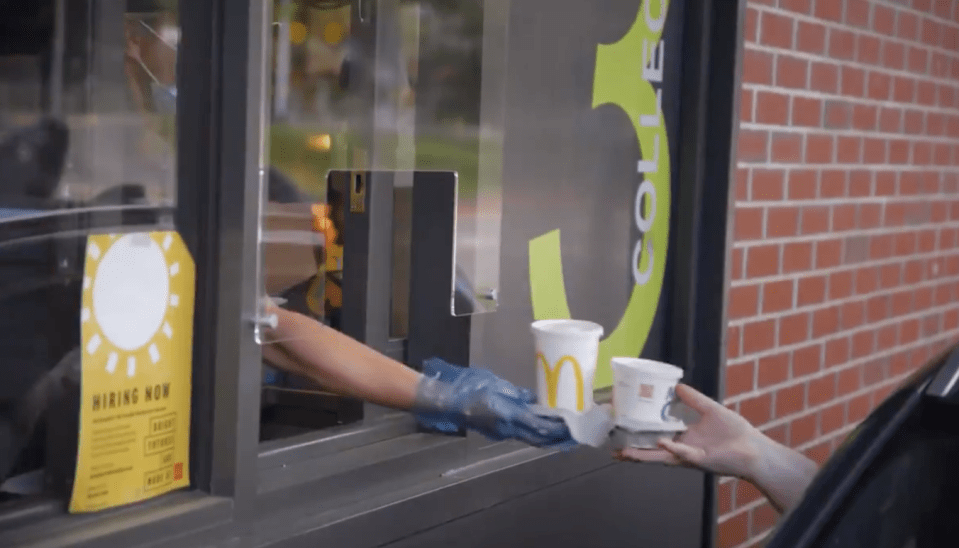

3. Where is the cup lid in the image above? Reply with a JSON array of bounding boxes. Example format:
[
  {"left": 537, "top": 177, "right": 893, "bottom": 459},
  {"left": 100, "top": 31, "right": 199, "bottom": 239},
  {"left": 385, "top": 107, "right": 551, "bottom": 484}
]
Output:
[
  {"left": 611, "top": 357, "right": 683, "bottom": 380},
  {"left": 530, "top": 319, "right": 604, "bottom": 338}
]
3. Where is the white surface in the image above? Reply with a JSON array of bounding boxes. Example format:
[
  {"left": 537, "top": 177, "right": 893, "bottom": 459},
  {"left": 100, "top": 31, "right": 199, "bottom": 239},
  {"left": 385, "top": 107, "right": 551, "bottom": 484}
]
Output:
[
  {"left": 530, "top": 403, "right": 616, "bottom": 448},
  {"left": 611, "top": 357, "right": 683, "bottom": 425},
  {"left": 92, "top": 234, "right": 170, "bottom": 352},
  {"left": 531, "top": 320, "right": 603, "bottom": 412}
]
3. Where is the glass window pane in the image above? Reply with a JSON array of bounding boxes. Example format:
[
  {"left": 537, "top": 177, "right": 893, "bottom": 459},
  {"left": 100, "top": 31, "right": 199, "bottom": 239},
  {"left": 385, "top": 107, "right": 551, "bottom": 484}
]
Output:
[{"left": 0, "top": 0, "right": 181, "bottom": 516}]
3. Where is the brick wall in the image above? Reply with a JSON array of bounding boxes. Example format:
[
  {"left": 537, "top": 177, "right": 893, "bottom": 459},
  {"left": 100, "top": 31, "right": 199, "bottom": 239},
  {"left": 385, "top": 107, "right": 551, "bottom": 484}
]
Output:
[{"left": 719, "top": 0, "right": 959, "bottom": 546}]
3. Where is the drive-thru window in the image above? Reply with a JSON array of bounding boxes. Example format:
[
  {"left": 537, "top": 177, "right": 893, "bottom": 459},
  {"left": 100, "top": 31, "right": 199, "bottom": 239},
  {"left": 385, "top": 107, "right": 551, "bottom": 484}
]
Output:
[{"left": 0, "top": 1, "right": 743, "bottom": 547}]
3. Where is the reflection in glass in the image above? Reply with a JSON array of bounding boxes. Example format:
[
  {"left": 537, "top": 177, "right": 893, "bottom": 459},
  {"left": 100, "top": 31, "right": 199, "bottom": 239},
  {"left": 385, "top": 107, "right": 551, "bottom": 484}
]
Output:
[
  {"left": 0, "top": 0, "right": 179, "bottom": 510},
  {"left": 257, "top": 0, "right": 505, "bottom": 442}
]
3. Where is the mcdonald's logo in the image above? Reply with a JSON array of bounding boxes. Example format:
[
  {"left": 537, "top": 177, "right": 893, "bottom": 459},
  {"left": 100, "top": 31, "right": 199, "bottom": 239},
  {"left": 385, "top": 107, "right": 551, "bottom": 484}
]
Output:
[{"left": 536, "top": 353, "right": 585, "bottom": 411}]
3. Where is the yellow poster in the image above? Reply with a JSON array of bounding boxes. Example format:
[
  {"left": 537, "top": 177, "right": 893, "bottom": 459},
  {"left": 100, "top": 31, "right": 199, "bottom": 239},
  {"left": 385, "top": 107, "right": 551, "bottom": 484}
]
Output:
[{"left": 69, "top": 231, "right": 195, "bottom": 513}]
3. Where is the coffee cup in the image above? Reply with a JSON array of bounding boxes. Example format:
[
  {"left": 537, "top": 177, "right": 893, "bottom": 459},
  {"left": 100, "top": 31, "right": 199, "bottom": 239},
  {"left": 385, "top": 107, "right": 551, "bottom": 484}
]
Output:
[
  {"left": 530, "top": 319, "right": 603, "bottom": 413},
  {"left": 611, "top": 357, "right": 683, "bottom": 429}
]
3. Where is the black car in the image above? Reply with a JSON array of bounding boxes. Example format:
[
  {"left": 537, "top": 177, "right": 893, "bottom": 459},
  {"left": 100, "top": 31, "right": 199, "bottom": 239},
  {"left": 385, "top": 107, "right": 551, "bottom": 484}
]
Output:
[{"left": 765, "top": 344, "right": 959, "bottom": 548}]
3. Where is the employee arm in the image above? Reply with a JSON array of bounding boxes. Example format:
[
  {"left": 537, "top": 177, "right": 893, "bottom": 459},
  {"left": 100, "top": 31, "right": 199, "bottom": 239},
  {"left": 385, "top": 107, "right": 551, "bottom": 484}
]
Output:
[
  {"left": 261, "top": 306, "right": 575, "bottom": 449},
  {"left": 262, "top": 306, "right": 420, "bottom": 410}
]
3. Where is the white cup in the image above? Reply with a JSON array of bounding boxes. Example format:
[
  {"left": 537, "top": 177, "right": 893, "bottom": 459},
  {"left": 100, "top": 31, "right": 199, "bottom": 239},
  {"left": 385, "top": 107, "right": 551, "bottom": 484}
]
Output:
[
  {"left": 531, "top": 319, "right": 604, "bottom": 413},
  {"left": 611, "top": 357, "right": 684, "bottom": 428}
]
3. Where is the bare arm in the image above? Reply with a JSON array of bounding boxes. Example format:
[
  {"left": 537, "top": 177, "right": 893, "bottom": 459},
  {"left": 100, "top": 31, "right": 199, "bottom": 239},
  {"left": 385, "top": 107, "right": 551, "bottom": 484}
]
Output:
[{"left": 262, "top": 306, "right": 421, "bottom": 410}]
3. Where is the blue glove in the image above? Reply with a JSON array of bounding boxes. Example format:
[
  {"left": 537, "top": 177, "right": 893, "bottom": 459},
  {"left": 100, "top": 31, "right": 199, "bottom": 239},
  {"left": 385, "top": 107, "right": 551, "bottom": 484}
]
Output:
[{"left": 412, "top": 358, "right": 577, "bottom": 450}]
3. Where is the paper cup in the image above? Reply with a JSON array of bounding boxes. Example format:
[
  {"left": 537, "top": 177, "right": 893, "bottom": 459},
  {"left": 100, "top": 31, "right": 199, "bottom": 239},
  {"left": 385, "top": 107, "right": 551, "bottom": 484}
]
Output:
[
  {"left": 611, "top": 357, "right": 684, "bottom": 428},
  {"left": 531, "top": 319, "right": 603, "bottom": 412}
]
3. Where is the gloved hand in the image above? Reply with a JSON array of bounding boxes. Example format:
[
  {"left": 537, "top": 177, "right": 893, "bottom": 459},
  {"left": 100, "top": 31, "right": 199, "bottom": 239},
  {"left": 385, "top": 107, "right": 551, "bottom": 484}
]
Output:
[{"left": 412, "top": 358, "right": 577, "bottom": 450}]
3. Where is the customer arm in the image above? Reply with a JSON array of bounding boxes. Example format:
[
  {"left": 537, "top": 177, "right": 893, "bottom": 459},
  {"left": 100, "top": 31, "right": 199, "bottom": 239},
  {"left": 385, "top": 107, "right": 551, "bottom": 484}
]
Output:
[{"left": 616, "top": 384, "right": 819, "bottom": 514}]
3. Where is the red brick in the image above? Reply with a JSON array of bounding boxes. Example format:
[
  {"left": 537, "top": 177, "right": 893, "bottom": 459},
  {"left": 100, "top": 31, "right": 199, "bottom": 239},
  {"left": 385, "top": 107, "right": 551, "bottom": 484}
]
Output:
[
  {"left": 883, "top": 40, "right": 906, "bottom": 70},
  {"left": 889, "top": 139, "right": 910, "bottom": 164},
  {"left": 898, "top": 11, "right": 920, "bottom": 40},
  {"left": 797, "top": 275, "right": 827, "bottom": 307},
  {"left": 866, "top": 294, "right": 891, "bottom": 323},
  {"left": 727, "top": 324, "right": 742, "bottom": 359},
  {"left": 735, "top": 207, "right": 764, "bottom": 240},
  {"left": 777, "top": 54, "right": 809, "bottom": 90},
  {"left": 814, "top": 0, "right": 844, "bottom": 22},
  {"left": 804, "top": 441, "right": 833, "bottom": 465},
  {"left": 726, "top": 362, "right": 755, "bottom": 397},
  {"left": 852, "top": 104, "right": 877, "bottom": 130},
  {"left": 812, "top": 305, "right": 841, "bottom": 338},
  {"left": 796, "top": 20, "right": 826, "bottom": 54},
  {"left": 779, "top": 312, "right": 810, "bottom": 345},
  {"left": 918, "top": 80, "right": 937, "bottom": 106},
  {"left": 794, "top": 343, "right": 823, "bottom": 376},
  {"left": 828, "top": 29, "right": 857, "bottom": 60},
  {"left": 832, "top": 204, "right": 857, "bottom": 232},
  {"left": 908, "top": 46, "right": 929, "bottom": 73},
  {"left": 762, "top": 424, "right": 789, "bottom": 446},
  {"left": 825, "top": 337, "right": 850, "bottom": 368},
  {"left": 914, "top": 141, "right": 933, "bottom": 165},
  {"left": 780, "top": 0, "right": 812, "bottom": 15},
  {"left": 893, "top": 232, "right": 917, "bottom": 256},
  {"left": 808, "top": 371, "right": 838, "bottom": 406},
  {"left": 863, "top": 138, "right": 887, "bottom": 164},
  {"left": 880, "top": 263, "right": 902, "bottom": 289},
  {"left": 771, "top": 133, "right": 803, "bottom": 163},
  {"left": 792, "top": 96, "right": 822, "bottom": 127},
  {"left": 760, "top": 12, "right": 795, "bottom": 49},
  {"left": 868, "top": 72, "right": 893, "bottom": 100},
  {"left": 921, "top": 18, "right": 942, "bottom": 48},
  {"left": 836, "top": 136, "right": 862, "bottom": 164},
  {"left": 740, "top": 89, "right": 754, "bottom": 123},
  {"left": 740, "top": 393, "right": 773, "bottom": 426},
  {"left": 851, "top": 329, "right": 876, "bottom": 358},
  {"left": 790, "top": 413, "right": 818, "bottom": 446},
  {"left": 869, "top": 233, "right": 893, "bottom": 260},
  {"left": 788, "top": 169, "right": 817, "bottom": 200},
  {"left": 752, "top": 169, "right": 785, "bottom": 200},
  {"left": 746, "top": 245, "right": 780, "bottom": 278},
  {"left": 739, "top": 129, "right": 769, "bottom": 162},
  {"left": 841, "top": 300, "right": 866, "bottom": 330},
  {"left": 775, "top": 383, "right": 807, "bottom": 418},
  {"left": 718, "top": 481, "right": 733, "bottom": 515},
  {"left": 876, "top": 324, "right": 898, "bottom": 351},
  {"left": 801, "top": 206, "right": 830, "bottom": 234},
  {"left": 821, "top": 170, "right": 848, "bottom": 198},
  {"left": 743, "top": 319, "right": 777, "bottom": 354},
  {"left": 729, "top": 284, "right": 760, "bottom": 319},
  {"left": 762, "top": 279, "right": 795, "bottom": 313},
  {"left": 838, "top": 366, "right": 862, "bottom": 395},
  {"left": 855, "top": 267, "right": 879, "bottom": 295},
  {"left": 758, "top": 352, "right": 791, "bottom": 388},
  {"left": 819, "top": 402, "right": 846, "bottom": 434},
  {"left": 873, "top": 5, "right": 895, "bottom": 35},
  {"left": 903, "top": 108, "right": 924, "bottom": 134},
  {"left": 824, "top": 100, "right": 852, "bottom": 130},
  {"left": 816, "top": 238, "right": 843, "bottom": 269},
  {"left": 756, "top": 91, "right": 790, "bottom": 125},
  {"left": 742, "top": 49, "right": 774, "bottom": 85},
  {"left": 744, "top": 7, "right": 759, "bottom": 43},
  {"left": 811, "top": 62, "right": 840, "bottom": 94},
  {"left": 848, "top": 393, "right": 872, "bottom": 422},
  {"left": 857, "top": 33, "right": 881, "bottom": 65},
  {"left": 752, "top": 503, "right": 781, "bottom": 538},
  {"left": 783, "top": 242, "right": 814, "bottom": 273},
  {"left": 879, "top": 107, "right": 903, "bottom": 133},
  {"left": 766, "top": 206, "right": 799, "bottom": 238},
  {"left": 846, "top": 0, "right": 871, "bottom": 26},
  {"left": 735, "top": 479, "right": 764, "bottom": 509},
  {"left": 848, "top": 170, "right": 871, "bottom": 196},
  {"left": 894, "top": 77, "right": 916, "bottom": 103},
  {"left": 718, "top": 512, "right": 749, "bottom": 548}
]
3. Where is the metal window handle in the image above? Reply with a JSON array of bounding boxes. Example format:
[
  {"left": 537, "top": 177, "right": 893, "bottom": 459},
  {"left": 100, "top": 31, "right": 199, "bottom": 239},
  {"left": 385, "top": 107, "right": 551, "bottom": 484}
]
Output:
[{"left": 250, "top": 312, "right": 278, "bottom": 330}]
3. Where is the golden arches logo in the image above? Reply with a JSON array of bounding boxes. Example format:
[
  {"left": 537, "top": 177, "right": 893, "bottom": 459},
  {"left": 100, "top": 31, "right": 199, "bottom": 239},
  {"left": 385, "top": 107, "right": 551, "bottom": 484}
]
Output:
[{"left": 537, "top": 353, "right": 585, "bottom": 411}]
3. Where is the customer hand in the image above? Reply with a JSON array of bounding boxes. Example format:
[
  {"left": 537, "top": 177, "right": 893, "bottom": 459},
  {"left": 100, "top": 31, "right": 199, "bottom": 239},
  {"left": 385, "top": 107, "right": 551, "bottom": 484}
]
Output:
[
  {"left": 614, "top": 384, "right": 763, "bottom": 479},
  {"left": 412, "top": 358, "right": 577, "bottom": 450},
  {"left": 614, "top": 383, "right": 819, "bottom": 514}
]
